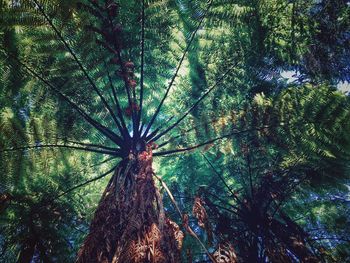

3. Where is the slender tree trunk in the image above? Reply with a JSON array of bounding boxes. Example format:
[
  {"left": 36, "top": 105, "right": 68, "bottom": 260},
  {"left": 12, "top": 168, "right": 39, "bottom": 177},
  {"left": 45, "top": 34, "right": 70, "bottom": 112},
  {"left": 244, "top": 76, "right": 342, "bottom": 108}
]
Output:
[
  {"left": 77, "top": 149, "right": 183, "bottom": 263},
  {"left": 36, "top": 240, "right": 51, "bottom": 263},
  {"left": 246, "top": 236, "right": 259, "bottom": 263},
  {"left": 0, "top": 193, "right": 12, "bottom": 214},
  {"left": 17, "top": 238, "right": 36, "bottom": 263}
]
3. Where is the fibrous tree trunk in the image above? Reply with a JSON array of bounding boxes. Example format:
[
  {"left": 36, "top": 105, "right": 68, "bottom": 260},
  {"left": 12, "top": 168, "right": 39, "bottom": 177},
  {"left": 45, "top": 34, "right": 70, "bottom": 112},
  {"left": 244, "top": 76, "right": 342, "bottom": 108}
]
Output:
[
  {"left": 270, "top": 217, "right": 319, "bottom": 263},
  {"left": 17, "top": 238, "right": 36, "bottom": 263},
  {"left": 17, "top": 216, "right": 51, "bottom": 263},
  {"left": 77, "top": 147, "right": 183, "bottom": 263}
]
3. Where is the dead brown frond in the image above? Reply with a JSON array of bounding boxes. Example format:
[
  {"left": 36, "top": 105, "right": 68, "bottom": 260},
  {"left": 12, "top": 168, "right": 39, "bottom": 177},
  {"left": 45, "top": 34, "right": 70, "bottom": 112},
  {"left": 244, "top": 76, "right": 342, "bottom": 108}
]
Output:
[
  {"left": 192, "top": 196, "right": 213, "bottom": 245},
  {"left": 213, "top": 242, "right": 238, "bottom": 263}
]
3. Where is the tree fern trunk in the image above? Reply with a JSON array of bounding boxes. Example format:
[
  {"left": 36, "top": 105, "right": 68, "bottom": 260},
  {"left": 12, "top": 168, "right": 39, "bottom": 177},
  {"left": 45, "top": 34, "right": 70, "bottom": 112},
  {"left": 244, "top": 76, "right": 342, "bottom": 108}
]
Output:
[
  {"left": 76, "top": 149, "right": 183, "bottom": 263},
  {"left": 270, "top": 218, "right": 319, "bottom": 263},
  {"left": 17, "top": 239, "right": 36, "bottom": 263}
]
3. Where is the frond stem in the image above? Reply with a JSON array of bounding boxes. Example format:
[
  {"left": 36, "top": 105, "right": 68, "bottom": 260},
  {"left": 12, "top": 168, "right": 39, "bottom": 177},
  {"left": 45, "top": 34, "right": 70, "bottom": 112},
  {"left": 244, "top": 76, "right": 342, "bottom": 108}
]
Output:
[
  {"left": 137, "top": 0, "right": 146, "bottom": 134},
  {"left": 32, "top": 0, "right": 124, "bottom": 136},
  {"left": 4, "top": 51, "right": 123, "bottom": 146},
  {"left": 154, "top": 126, "right": 270, "bottom": 156},
  {"left": 142, "top": 0, "right": 213, "bottom": 138},
  {"left": 1, "top": 144, "right": 119, "bottom": 156},
  {"left": 152, "top": 63, "right": 238, "bottom": 142}
]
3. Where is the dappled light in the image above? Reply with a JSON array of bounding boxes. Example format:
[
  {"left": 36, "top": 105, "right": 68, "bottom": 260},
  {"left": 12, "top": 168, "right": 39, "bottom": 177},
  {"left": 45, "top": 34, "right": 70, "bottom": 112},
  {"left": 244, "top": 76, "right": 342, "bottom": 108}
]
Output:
[{"left": 1, "top": 0, "right": 349, "bottom": 262}]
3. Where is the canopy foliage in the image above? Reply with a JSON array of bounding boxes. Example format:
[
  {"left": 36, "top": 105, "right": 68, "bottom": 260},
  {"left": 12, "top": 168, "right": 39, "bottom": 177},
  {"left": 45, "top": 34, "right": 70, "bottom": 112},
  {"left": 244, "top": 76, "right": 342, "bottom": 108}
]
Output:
[{"left": 0, "top": 0, "right": 349, "bottom": 262}]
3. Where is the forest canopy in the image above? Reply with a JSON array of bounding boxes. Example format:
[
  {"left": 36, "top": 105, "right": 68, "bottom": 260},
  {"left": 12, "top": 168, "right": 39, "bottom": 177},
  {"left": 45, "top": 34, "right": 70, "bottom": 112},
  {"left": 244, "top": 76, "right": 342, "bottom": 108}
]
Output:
[{"left": 0, "top": 0, "right": 349, "bottom": 262}]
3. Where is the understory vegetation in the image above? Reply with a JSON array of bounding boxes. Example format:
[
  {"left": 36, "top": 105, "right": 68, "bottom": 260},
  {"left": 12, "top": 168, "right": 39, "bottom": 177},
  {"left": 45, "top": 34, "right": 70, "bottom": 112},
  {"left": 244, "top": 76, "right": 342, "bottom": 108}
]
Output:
[{"left": 0, "top": 0, "right": 349, "bottom": 262}]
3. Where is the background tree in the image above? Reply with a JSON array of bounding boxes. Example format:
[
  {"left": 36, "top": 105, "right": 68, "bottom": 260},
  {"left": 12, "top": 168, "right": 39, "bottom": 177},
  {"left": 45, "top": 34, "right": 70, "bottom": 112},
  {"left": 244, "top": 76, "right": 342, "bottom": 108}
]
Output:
[{"left": 1, "top": 0, "right": 349, "bottom": 262}]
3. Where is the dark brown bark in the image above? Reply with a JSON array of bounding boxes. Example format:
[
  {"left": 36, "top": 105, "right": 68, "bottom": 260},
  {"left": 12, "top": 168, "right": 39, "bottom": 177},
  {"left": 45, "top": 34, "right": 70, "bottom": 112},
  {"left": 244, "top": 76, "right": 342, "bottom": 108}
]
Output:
[
  {"left": 17, "top": 239, "right": 36, "bottom": 263},
  {"left": 202, "top": 190, "right": 320, "bottom": 262},
  {"left": 270, "top": 218, "right": 319, "bottom": 263},
  {"left": 0, "top": 193, "right": 12, "bottom": 214},
  {"left": 76, "top": 147, "right": 183, "bottom": 263},
  {"left": 36, "top": 241, "right": 51, "bottom": 263}
]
